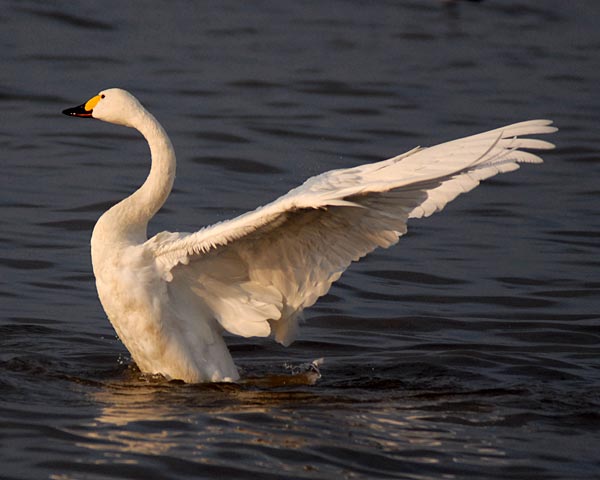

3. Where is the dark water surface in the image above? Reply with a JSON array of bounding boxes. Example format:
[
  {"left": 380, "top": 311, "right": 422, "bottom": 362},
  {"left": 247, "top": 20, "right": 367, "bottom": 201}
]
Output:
[{"left": 2, "top": 1, "right": 600, "bottom": 479}]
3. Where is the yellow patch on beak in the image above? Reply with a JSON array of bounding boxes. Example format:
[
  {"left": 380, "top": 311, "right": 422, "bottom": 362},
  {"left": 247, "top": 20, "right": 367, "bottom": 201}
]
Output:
[{"left": 84, "top": 95, "right": 102, "bottom": 112}]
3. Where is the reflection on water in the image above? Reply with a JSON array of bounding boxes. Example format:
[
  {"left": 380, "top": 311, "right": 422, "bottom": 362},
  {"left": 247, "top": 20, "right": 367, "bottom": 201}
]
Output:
[
  {"left": 79, "top": 374, "right": 557, "bottom": 478},
  {"left": 83, "top": 384, "right": 185, "bottom": 457},
  {"left": 52, "top": 343, "right": 597, "bottom": 479},
  {"left": 81, "top": 364, "right": 325, "bottom": 460}
]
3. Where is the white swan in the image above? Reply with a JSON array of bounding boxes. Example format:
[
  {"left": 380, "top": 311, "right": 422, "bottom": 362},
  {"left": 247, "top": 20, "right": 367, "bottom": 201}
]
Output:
[{"left": 63, "top": 88, "right": 556, "bottom": 383}]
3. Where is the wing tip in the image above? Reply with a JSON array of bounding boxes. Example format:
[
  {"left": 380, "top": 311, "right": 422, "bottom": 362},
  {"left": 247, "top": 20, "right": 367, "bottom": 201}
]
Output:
[{"left": 504, "top": 119, "right": 558, "bottom": 137}]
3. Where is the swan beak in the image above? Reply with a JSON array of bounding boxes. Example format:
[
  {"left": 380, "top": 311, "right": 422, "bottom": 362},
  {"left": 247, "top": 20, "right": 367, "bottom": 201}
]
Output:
[{"left": 62, "top": 94, "right": 102, "bottom": 118}]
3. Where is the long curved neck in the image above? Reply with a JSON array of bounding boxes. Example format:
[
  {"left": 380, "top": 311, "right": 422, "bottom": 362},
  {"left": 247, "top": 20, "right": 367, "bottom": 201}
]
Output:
[{"left": 95, "top": 109, "right": 176, "bottom": 246}]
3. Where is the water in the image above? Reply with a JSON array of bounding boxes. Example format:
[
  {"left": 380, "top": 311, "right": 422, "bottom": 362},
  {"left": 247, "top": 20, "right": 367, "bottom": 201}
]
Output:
[{"left": 2, "top": 1, "right": 600, "bottom": 478}]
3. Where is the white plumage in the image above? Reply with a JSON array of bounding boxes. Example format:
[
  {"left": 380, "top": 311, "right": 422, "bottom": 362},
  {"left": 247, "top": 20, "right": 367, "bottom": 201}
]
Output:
[{"left": 63, "top": 88, "right": 556, "bottom": 383}]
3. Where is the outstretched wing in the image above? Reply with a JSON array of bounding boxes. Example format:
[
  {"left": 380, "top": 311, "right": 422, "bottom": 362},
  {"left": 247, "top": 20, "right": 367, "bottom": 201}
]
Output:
[{"left": 145, "top": 120, "right": 556, "bottom": 345}]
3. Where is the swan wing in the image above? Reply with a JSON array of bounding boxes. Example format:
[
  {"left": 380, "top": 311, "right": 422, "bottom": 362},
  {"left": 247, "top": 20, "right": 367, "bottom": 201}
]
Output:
[{"left": 146, "top": 120, "right": 556, "bottom": 345}]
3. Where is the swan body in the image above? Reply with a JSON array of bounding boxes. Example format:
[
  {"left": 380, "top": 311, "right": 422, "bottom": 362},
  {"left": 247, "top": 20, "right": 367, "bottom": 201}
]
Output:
[{"left": 63, "top": 88, "right": 556, "bottom": 383}]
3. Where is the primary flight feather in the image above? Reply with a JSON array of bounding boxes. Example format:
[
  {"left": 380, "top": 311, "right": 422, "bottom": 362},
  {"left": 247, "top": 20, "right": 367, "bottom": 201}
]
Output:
[{"left": 63, "top": 88, "right": 556, "bottom": 383}]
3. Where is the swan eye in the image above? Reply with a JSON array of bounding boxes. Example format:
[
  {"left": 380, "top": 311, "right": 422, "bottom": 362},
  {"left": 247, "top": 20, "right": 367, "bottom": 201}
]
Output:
[{"left": 101, "top": 94, "right": 106, "bottom": 99}]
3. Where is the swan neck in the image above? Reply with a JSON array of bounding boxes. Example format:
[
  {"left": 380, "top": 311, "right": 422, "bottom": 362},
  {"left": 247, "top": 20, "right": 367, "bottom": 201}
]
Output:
[
  {"left": 95, "top": 108, "right": 176, "bottom": 245},
  {"left": 135, "top": 111, "right": 176, "bottom": 221}
]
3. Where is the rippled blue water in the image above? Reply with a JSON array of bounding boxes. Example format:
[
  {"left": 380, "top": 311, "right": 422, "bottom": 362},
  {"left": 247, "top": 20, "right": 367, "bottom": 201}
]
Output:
[{"left": 2, "top": 1, "right": 600, "bottom": 479}]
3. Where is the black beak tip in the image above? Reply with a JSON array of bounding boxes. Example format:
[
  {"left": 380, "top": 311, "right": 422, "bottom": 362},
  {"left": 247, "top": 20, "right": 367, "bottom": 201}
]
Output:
[{"left": 62, "top": 104, "right": 93, "bottom": 118}]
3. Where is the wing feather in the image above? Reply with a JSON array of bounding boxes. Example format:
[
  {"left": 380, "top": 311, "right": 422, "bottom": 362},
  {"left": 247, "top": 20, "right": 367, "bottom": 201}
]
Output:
[{"left": 146, "top": 120, "right": 556, "bottom": 344}]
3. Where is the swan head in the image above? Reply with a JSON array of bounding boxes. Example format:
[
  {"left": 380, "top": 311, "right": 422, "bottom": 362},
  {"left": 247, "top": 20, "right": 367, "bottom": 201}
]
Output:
[{"left": 63, "top": 88, "right": 144, "bottom": 128}]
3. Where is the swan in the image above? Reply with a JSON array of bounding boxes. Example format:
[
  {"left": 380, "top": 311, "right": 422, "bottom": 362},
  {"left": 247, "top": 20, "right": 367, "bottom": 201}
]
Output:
[{"left": 63, "top": 88, "right": 556, "bottom": 383}]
